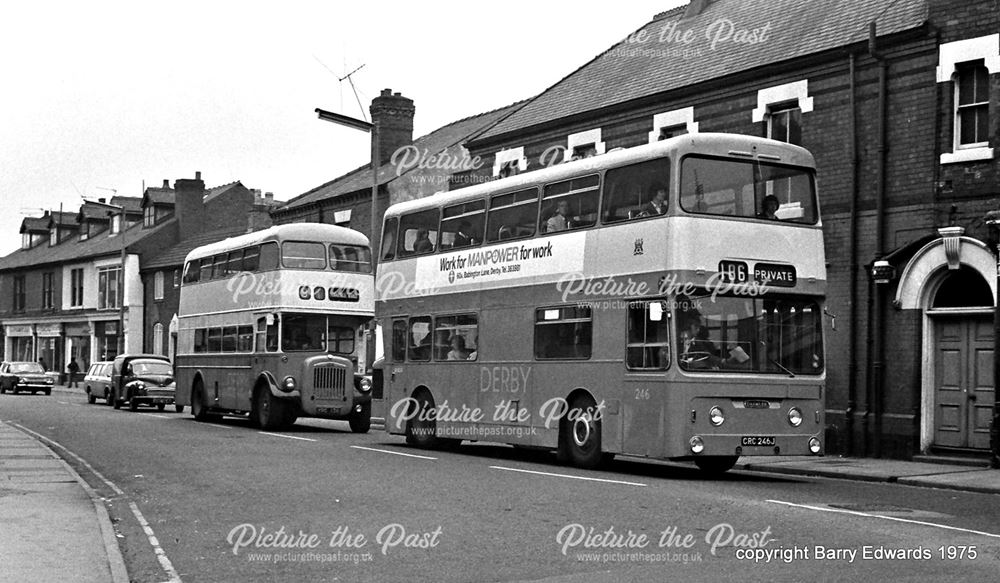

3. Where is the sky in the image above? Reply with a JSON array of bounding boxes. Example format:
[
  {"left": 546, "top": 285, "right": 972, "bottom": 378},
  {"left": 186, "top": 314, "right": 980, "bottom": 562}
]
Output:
[{"left": 0, "top": 0, "right": 686, "bottom": 256}]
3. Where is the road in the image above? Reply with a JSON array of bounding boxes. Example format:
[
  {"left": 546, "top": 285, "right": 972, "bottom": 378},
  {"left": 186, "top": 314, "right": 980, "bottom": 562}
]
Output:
[{"left": 2, "top": 391, "right": 999, "bottom": 582}]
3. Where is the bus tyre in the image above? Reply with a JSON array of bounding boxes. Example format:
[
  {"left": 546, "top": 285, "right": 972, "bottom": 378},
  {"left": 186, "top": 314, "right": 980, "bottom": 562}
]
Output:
[
  {"left": 253, "top": 386, "right": 289, "bottom": 430},
  {"left": 405, "top": 391, "right": 438, "bottom": 448},
  {"left": 694, "top": 456, "right": 739, "bottom": 476},
  {"left": 191, "top": 381, "right": 217, "bottom": 422},
  {"left": 559, "top": 394, "right": 604, "bottom": 470},
  {"left": 349, "top": 402, "right": 371, "bottom": 434}
]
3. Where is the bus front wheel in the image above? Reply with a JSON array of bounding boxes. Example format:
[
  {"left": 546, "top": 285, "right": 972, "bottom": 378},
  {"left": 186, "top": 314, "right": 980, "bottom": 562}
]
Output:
[
  {"left": 694, "top": 456, "right": 739, "bottom": 475},
  {"left": 559, "top": 394, "right": 605, "bottom": 469},
  {"left": 253, "top": 386, "right": 290, "bottom": 430},
  {"left": 349, "top": 402, "right": 371, "bottom": 434}
]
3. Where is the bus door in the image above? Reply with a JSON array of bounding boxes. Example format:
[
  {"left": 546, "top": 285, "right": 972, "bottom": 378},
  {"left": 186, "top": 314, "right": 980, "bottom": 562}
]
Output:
[{"left": 622, "top": 299, "right": 671, "bottom": 458}]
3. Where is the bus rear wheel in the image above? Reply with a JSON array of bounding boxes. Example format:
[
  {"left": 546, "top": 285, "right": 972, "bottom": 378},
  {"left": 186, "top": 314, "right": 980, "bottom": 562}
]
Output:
[
  {"left": 559, "top": 394, "right": 605, "bottom": 469},
  {"left": 191, "top": 381, "right": 218, "bottom": 422},
  {"left": 349, "top": 402, "right": 371, "bottom": 434},
  {"left": 253, "top": 386, "right": 290, "bottom": 430},
  {"left": 694, "top": 456, "right": 739, "bottom": 475}
]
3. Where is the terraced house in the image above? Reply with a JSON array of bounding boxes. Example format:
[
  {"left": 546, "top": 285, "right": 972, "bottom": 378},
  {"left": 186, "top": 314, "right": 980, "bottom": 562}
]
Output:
[
  {"left": 0, "top": 174, "right": 275, "bottom": 378},
  {"left": 450, "top": 0, "right": 999, "bottom": 461}
]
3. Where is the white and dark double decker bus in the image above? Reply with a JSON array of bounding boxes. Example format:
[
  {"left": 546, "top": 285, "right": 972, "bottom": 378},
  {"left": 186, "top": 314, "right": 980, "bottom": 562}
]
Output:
[
  {"left": 175, "top": 223, "right": 375, "bottom": 431},
  {"left": 377, "top": 133, "right": 826, "bottom": 474}
]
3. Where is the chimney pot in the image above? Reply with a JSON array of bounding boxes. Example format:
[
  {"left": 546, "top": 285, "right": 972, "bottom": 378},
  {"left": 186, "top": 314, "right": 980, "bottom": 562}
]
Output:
[
  {"left": 162, "top": 179, "right": 169, "bottom": 188},
  {"left": 265, "top": 192, "right": 274, "bottom": 201},
  {"left": 381, "top": 88, "right": 392, "bottom": 96},
  {"left": 195, "top": 171, "right": 201, "bottom": 180}
]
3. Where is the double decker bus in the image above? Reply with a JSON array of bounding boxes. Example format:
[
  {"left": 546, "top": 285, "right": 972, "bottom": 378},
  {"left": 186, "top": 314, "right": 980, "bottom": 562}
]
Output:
[
  {"left": 175, "top": 223, "right": 375, "bottom": 432},
  {"left": 377, "top": 133, "right": 826, "bottom": 474}
]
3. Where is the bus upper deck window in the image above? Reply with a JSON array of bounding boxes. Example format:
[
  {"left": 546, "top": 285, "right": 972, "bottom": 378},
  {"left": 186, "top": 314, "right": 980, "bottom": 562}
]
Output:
[
  {"left": 259, "top": 242, "right": 279, "bottom": 271},
  {"left": 282, "top": 241, "right": 327, "bottom": 269},
  {"left": 397, "top": 209, "right": 439, "bottom": 257},
  {"left": 602, "top": 158, "right": 670, "bottom": 223}
]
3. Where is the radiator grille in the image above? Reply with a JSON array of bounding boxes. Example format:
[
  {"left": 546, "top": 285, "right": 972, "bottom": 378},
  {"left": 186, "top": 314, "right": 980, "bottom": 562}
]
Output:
[{"left": 313, "top": 365, "right": 346, "bottom": 400}]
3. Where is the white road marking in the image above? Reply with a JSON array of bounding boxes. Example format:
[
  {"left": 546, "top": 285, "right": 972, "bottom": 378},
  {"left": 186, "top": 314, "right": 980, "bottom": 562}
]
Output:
[
  {"left": 350, "top": 445, "right": 437, "bottom": 460},
  {"left": 490, "top": 465, "right": 648, "bottom": 487},
  {"left": 144, "top": 414, "right": 169, "bottom": 420},
  {"left": 258, "top": 431, "right": 317, "bottom": 442},
  {"left": 768, "top": 499, "right": 1000, "bottom": 539},
  {"left": 12, "top": 423, "right": 182, "bottom": 582}
]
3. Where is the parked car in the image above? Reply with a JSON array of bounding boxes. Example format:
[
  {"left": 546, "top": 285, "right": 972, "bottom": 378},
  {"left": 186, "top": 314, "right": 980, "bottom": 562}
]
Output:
[
  {"left": 0, "top": 361, "right": 55, "bottom": 395},
  {"left": 83, "top": 361, "right": 114, "bottom": 405},
  {"left": 110, "top": 354, "right": 179, "bottom": 412}
]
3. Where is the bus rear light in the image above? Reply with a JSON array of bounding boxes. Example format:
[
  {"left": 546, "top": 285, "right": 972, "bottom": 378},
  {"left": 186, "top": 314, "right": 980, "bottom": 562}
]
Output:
[
  {"left": 689, "top": 436, "right": 705, "bottom": 454},
  {"left": 709, "top": 406, "right": 725, "bottom": 426},
  {"left": 281, "top": 376, "right": 297, "bottom": 392},
  {"left": 787, "top": 407, "right": 802, "bottom": 427},
  {"left": 809, "top": 437, "right": 821, "bottom": 454},
  {"left": 690, "top": 410, "right": 696, "bottom": 423}
]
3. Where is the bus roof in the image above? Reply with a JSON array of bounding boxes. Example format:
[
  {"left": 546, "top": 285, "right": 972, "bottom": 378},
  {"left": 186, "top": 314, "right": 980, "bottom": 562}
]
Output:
[
  {"left": 384, "top": 133, "right": 816, "bottom": 218},
  {"left": 184, "top": 223, "right": 370, "bottom": 263}
]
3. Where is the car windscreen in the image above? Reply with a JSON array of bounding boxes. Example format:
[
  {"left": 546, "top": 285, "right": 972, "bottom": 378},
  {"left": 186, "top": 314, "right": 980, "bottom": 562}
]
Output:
[
  {"left": 11, "top": 363, "right": 44, "bottom": 374},
  {"left": 130, "top": 361, "right": 173, "bottom": 376}
]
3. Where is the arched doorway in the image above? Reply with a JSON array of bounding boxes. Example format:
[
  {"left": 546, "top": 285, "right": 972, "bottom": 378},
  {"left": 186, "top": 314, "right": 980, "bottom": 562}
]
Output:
[{"left": 895, "top": 229, "right": 996, "bottom": 452}]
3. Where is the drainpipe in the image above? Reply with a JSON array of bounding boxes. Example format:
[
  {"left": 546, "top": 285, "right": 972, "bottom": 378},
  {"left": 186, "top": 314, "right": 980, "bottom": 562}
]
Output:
[
  {"left": 869, "top": 22, "right": 889, "bottom": 458},
  {"left": 846, "top": 51, "right": 860, "bottom": 456},
  {"left": 985, "top": 211, "right": 1000, "bottom": 469}
]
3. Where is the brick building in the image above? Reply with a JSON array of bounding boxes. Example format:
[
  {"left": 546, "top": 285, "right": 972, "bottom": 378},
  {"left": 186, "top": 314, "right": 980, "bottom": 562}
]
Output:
[
  {"left": 139, "top": 177, "right": 277, "bottom": 358},
  {"left": 446, "top": 0, "right": 999, "bottom": 460}
]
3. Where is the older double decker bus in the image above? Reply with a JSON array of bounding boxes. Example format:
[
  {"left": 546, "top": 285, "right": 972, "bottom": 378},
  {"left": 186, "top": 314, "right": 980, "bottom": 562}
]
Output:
[
  {"left": 377, "top": 133, "right": 826, "bottom": 474},
  {"left": 175, "top": 223, "right": 375, "bottom": 431}
]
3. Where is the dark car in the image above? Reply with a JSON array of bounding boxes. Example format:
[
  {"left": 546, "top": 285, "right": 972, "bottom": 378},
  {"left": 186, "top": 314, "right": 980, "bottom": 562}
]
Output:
[
  {"left": 111, "top": 354, "right": 179, "bottom": 412},
  {"left": 0, "top": 361, "right": 55, "bottom": 395},
  {"left": 83, "top": 361, "right": 114, "bottom": 405}
]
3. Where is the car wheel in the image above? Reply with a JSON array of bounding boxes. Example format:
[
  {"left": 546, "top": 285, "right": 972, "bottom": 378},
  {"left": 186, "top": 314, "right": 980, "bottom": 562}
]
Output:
[
  {"left": 349, "top": 402, "right": 372, "bottom": 434},
  {"left": 87, "top": 391, "right": 96, "bottom": 405},
  {"left": 128, "top": 394, "right": 139, "bottom": 412},
  {"left": 44, "top": 389, "right": 51, "bottom": 396},
  {"left": 12, "top": 387, "right": 19, "bottom": 395},
  {"left": 174, "top": 404, "right": 184, "bottom": 413},
  {"left": 113, "top": 389, "right": 122, "bottom": 409},
  {"left": 104, "top": 389, "right": 113, "bottom": 406},
  {"left": 558, "top": 394, "right": 605, "bottom": 469},
  {"left": 156, "top": 403, "right": 165, "bottom": 412}
]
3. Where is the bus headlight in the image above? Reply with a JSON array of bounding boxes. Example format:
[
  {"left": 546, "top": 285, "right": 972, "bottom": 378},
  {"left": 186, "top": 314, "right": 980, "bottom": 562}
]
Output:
[
  {"left": 787, "top": 407, "right": 803, "bottom": 427},
  {"left": 689, "top": 436, "right": 705, "bottom": 454},
  {"left": 281, "top": 376, "right": 296, "bottom": 392},
  {"left": 809, "top": 437, "right": 821, "bottom": 454},
  {"left": 356, "top": 376, "right": 372, "bottom": 393},
  {"left": 709, "top": 406, "right": 725, "bottom": 426}
]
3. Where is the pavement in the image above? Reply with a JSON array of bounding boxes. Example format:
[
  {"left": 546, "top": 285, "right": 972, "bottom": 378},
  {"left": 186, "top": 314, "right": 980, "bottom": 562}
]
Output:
[{"left": 1, "top": 385, "right": 997, "bottom": 582}]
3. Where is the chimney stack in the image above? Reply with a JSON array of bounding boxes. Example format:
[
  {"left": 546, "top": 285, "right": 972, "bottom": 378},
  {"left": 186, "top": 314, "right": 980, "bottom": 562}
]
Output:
[
  {"left": 162, "top": 179, "right": 169, "bottom": 189},
  {"left": 98, "top": 198, "right": 106, "bottom": 203},
  {"left": 370, "top": 88, "right": 415, "bottom": 166},
  {"left": 174, "top": 171, "right": 206, "bottom": 240},
  {"left": 683, "top": 0, "right": 715, "bottom": 18}
]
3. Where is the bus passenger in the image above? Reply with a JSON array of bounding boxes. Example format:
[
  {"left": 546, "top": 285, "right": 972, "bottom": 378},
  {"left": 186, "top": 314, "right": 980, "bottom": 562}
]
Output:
[
  {"left": 759, "top": 195, "right": 780, "bottom": 220},
  {"left": 413, "top": 229, "right": 434, "bottom": 254},
  {"left": 453, "top": 221, "right": 476, "bottom": 248},
  {"left": 546, "top": 200, "right": 572, "bottom": 232},
  {"left": 447, "top": 336, "right": 469, "bottom": 360}
]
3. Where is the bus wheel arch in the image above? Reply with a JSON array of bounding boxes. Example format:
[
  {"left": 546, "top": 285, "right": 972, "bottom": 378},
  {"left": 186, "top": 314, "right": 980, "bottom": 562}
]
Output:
[
  {"left": 404, "top": 386, "right": 458, "bottom": 449},
  {"left": 252, "top": 376, "right": 293, "bottom": 430},
  {"left": 557, "top": 388, "right": 608, "bottom": 469}
]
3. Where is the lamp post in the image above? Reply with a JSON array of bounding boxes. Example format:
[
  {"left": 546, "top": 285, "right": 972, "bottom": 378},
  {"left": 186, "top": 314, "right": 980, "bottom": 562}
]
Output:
[{"left": 314, "top": 108, "right": 380, "bottom": 272}]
